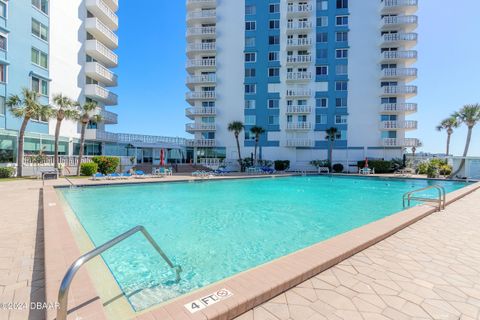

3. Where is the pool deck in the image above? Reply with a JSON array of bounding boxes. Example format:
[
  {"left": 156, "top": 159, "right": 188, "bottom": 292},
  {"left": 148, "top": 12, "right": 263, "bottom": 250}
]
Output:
[{"left": 0, "top": 174, "right": 479, "bottom": 320}]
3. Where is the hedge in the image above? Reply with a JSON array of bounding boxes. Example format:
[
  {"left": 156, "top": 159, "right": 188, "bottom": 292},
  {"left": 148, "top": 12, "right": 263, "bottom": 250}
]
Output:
[
  {"left": 92, "top": 156, "right": 120, "bottom": 174},
  {"left": 357, "top": 160, "right": 392, "bottom": 174},
  {"left": 274, "top": 160, "right": 290, "bottom": 171},
  {"left": 80, "top": 162, "right": 98, "bottom": 176},
  {"left": 332, "top": 163, "right": 344, "bottom": 173},
  {"left": 0, "top": 167, "right": 15, "bottom": 178}
]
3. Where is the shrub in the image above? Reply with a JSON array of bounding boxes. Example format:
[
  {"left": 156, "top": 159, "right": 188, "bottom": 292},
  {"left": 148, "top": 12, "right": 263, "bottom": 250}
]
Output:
[
  {"left": 310, "top": 160, "right": 330, "bottom": 168},
  {"left": 332, "top": 163, "right": 344, "bottom": 173},
  {"left": 80, "top": 162, "right": 98, "bottom": 176},
  {"left": 417, "top": 162, "right": 429, "bottom": 174},
  {"left": 0, "top": 167, "right": 15, "bottom": 178},
  {"left": 92, "top": 156, "right": 120, "bottom": 174},
  {"left": 274, "top": 160, "right": 290, "bottom": 171},
  {"left": 357, "top": 160, "right": 393, "bottom": 174},
  {"left": 418, "top": 159, "right": 452, "bottom": 177}
]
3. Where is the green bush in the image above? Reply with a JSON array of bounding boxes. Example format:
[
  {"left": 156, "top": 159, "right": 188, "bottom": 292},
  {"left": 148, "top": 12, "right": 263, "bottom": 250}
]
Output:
[
  {"left": 80, "top": 162, "right": 98, "bottom": 176},
  {"left": 332, "top": 163, "right": 344, "bottom": 173},
  {"left": 0, "top": 167, "right": 15, "bottom": 178},
  {"left": 418, "top": 159, "right": 452, "bottom": 177},
  {"left": 92, "top": 156, "right": 120, "bottom": 174},
  {"left": 357, "top": 160, "right": 393, "bottom": 174},
  {"left": 418, "top": 162, "right": 429, "bottom": 174},
  {"left": 274, "top": 160, "right": 290, "bottom": 171},
  {"left": 310, "top": 160, "right": 330, "bottom": 168}
]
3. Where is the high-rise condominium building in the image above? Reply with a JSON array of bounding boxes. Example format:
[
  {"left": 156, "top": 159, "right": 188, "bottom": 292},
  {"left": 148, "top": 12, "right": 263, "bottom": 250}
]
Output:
[{"left": 185, "top": 0, "right": 419, "bottom": 169}]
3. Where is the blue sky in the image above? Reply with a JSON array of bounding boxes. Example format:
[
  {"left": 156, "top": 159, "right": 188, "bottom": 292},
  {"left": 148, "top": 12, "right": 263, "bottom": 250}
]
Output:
[{"left": 112, "top": 1, "right": 480, "bottom": 156}]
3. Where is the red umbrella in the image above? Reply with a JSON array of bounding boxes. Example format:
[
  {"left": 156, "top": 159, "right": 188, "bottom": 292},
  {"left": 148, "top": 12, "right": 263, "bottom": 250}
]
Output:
[
  {"left": 364, "top": 157, "right": 369, "bottom": 168},
  {"left": 160, "top": 149, "right": 165, "bottom": 166}
]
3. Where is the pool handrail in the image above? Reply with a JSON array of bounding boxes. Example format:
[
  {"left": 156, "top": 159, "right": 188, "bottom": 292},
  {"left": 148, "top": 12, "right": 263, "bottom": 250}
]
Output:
[
  {"left": 402, "top": 185, "right": 446, "bottom": 211},
  {"left": 57, "top": 225, "right": 182, "bottom": 320}
]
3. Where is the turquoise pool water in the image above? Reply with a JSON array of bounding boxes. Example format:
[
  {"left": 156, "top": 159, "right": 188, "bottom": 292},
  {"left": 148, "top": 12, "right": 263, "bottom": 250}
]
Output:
[{"left": 58, "top": 176, "right": 467, "bottom": 311}]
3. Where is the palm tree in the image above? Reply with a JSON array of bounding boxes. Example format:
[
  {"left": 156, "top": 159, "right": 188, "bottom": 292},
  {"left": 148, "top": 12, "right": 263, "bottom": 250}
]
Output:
[
  {"left": 6, "top": 88, "right": 52, "bottom": 177},
  {"left": 76, "top": 102, "right": 102, "bottom": 176},
  {"left": 250, "top": 126, "right": 265, "bottom": 165},
  {"left": 325, "top": 127, "right": 339, "bottom": 169},
  {"left": 436, "top": 116, "right": 459, "bottom": 156},
  {"left": 449, "top": 104, "right": 480, "bottom": 178},
  {"left": 52, "top": 94, "right": 79, "bottom": 170},
  {"left": 228, "top": 121, "right": 244, "bottom": 170}
]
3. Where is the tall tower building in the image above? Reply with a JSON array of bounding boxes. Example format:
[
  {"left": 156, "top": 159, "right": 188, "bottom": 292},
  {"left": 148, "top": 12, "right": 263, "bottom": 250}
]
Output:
[{"left": 185, "top": 0, "right": 419, "bottom": 169}]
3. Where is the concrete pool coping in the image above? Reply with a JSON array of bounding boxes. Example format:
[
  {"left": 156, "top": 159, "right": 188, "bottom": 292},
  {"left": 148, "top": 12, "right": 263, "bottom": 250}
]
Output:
[{"left": 42, "top": 177, "right": 480, "bottom": 320}]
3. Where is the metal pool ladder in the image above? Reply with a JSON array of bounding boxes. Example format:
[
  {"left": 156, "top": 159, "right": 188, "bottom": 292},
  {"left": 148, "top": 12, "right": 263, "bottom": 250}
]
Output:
[
  {"left": 402, "top": 185, "right": 446, "bottom": 211},
  {"left": 57, "top": 225, "right": 182, "bottom": 320}
]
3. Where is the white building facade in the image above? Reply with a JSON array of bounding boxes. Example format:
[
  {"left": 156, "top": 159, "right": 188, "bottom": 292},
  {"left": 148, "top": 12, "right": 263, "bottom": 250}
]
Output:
[{"left": 185, "top": 0, "right": 419, "bottom": 169}]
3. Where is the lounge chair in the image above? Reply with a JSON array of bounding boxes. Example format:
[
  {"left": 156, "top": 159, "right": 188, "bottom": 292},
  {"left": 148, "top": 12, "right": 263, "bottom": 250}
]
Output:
[
  {"left": 120, "top": 172, "right": 132, "bottom": 179},
  {"left": 92, "top": 173, "right": 105, "bottom": 180},
  {"left": 106, "top": 173, "right": 122, "bottom": 180},
  {"left": 134, "top": 170, "right": 149, "bottom": 179},
  {"left": 261, "top": 167, "right": 275, "bottom": 174}
]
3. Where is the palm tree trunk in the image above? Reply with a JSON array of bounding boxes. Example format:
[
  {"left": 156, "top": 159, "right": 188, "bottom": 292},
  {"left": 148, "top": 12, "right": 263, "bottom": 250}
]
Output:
[
  {"left": 449, "top": 126, "right": 472, "bottom": 179},
  {"left": 77, "top": 123, "right": 87, "bottom": 176},
  {"left": 254, "top": 138, "right": 258, "bottom": 165},
  {"left": 328, "top": 141, "right": 333, "bottom": 170},
  {"left": 54, "top": 118, "right": 62, "bottom": 169},
  {"left": 235, "top": 133, "right": 242, "bottom": 171},
  {"left": 16, "top": 117, "right": 30, "bottom": 177},
  {"left": 446, "top": 132, "right": 451, "bottom": 156}
]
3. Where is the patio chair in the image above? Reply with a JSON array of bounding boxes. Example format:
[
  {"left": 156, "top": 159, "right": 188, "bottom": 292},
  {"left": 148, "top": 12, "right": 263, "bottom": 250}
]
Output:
[{"left": 92, "top": 173, "right": 106, "bottom": 180}]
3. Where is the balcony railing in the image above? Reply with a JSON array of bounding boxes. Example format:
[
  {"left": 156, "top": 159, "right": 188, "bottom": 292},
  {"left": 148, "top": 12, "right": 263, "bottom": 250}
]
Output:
[
  {"left": 286, "top": 72, "right": 312, "bottom": 82},
  {"left": 85, "top": 39, "right": 118, "bottom": 67},
  {"left": 381, "top": 50, "right": 417, "bottom": 62},
  {"left": 382, "top": 138, "right": 420, "bottom": 147},
  {"left": 187, "top": 10, "right": 216, "bottom": 21},
  {"left": 286, "top": 88, "right": 312, "bottom": 98},
  {"left": 381, "top": 0, "right": 418, "bottom": 14},
  {"left": 185, "top": 91, "right": 216, "bottom": 100},
  {"left": 286, "top": 55, "right": 312, "bottom": 64},
  {"left": 85, "top": 17, "right": 118, "bottom": 49},
  {"left": 186, "top": 139, "right": 216, "bottom": 147},
  {"left": 286, "top": 139, "right": 314, "bottom": 148},
  {"left": 382, "top": 32, "right": 418, "bottom": 46},
  {"left": 287, "top": 21, "right": 313, "bottom": 32},
  {"left": 286, "top": 122, "right": 312, "bottom": 131},
  {"left": 382, "top": 67, "right": 417, "bottom": 79},
  {"left": 286, "top": 105, "right": 313, "bottom": 114},
  {"left": 85, "top": 0, "right": 118, "bottom": 30},
  {"left": 287, "top": 4, "right": 313, "bottom": 15},
  {"left": 382, "top": 85, "right": 417, "bottom": 96},
  {"left": 185, "top": 107, "right": 216, "bottom": 117},
  {"left": 186, "top": 42, "right": 216, "bottom": 53},
  {"left": 381, "top": 103, "right": 418, "bottom": 113},
  {"left": 100, "top": 109, "right": 118, "bottom": 124},
  {"left": 186, "top": 58, "right": 216, "bottom": 69},
  {"left": 185, "top": 123, "right": 216, "bottom": 131},
  {"left": 186, "top": 0, "right": 216, "bottom": 8},
  {"left": 186, "top": 74, "right": 216, "bottom": 85},
  {"left": 85, "top": 62, "right": 117, "bottom": 87},
  {"left": 286, "top": 37, "right": 313, "bottom": 47},
  {"left": 85, "top": 84, "right": 118, "bottom": 105},
  {"left": 380, "top": 120, "right": 418, "bottom": 130},
  {"left": 186, "top": 26, "right": 216, "bottom": 38},
  {"left": 382, "top": 15, "right": 418, "bottom": 29}
]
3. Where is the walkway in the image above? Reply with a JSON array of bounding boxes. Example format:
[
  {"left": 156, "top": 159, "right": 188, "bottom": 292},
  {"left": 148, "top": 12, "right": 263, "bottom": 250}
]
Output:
[{"left": 236, "top": 189, "right": 480, "bottom": 319}]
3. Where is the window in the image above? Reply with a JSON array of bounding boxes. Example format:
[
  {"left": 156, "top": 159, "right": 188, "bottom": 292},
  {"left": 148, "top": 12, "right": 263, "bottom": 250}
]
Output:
[
  {"left": 340, "top": 130, "right": 347, "bottom": 140},
  {"left": 202, "top": 132, "right": 215, "bottom": 139},
  {"left": 336, "top": 31, "right": 348, "bottom": 42},
  {"left": 245, "top": 5, "right": 256, "bottom": 15},
  {"left": 335, "top": 81, "right": 348, "bottom": 91},
  {"left": 317, "top": 48, "right": 328, "bottom": 59},
  {"left": 245, "top": 115, "right": 256, "bottom": 125},
  {"left": 245, "top": 100, "right": 256, "bottom": 109},
  {"left": 245, "top": 52, "right": 256, "bottom": 62},
  {"left": 32, "top": 0, "right": 48, "bottom": 14},
  {"left": 316, "top": 66, "right": 328, "bottom": 76},
  {"left": 269, "top": 4, "right": 280, "bottom": 13},
  {"left": 336, "top": 0, "right": 348, "bottom": 9},
  {"left": 316, "top": 32, "right": 328, "bottom": 43},
  {"left": 268, "top": 51, "right": 279, "bottom": 61},
  {"left": 269, "top": 35, "right": 280, "bottom": 45},
  {"left": 382, "top": 131, "right": 397, "bottom": 139},
  {"left": 268, "top": 99, "right": 279, "bottom": 109},
  {"left": 336, "top": 49, "right": 348, "bottom": 59},
  {"left": 335, "top": 115, "right": 348, "bottom": 124},
  {"left": 245, "top": 37, "right": 256, "bottom": 47},
  {"left": 316, "top": 98, "right": 328, "bottom": 108},
  {"left": 317, "top": 16, "right": 328, "bottom": 27},
  {"left": 336, "top": 64, "right": 348, "bottom": 75},
  {"left": 316, "top": 114, "right": 327, "bottom": 124},
  {"left": 245, "top": 68, "right": 256, "bottom": 77},
  {"left": 336, "top": 15, "right": 348, "bottom": 26},
  {"left": 245, "top": 84, "right": 256, "bottom": 94},
  {"left": 336, "top": 97, "right": 347, "bottom": 107},
  {"left": 0, "top": 64, "right": 5, "bottom": 83},
  {"left": 268, "top": 115, "right": 279, "bottom": 125},
  {"left": 32, "top": 19, "right": 48, "bottom": 41},
  {"left": 31, "top": 47, "right": 48, "bottom": 69},
  {"left": 245, "top": 131, "right": 255, "bottom": 141},
  {"left": 245, "top": 21, "right": 256, "bottom": 31},
  {"left": 0, "top": 96, "right": 5, "bottom": 115},
  {"left": 0, "top": 34, "right": 6, "bottom": 50},
  {"left": 318, "top": 0, "right": 328, "bottom": 10},
  {"left": 0, "top": 1, "right": 6, "bottom": 18},
  {"left": 268, "top": 68, "right": 279, "bottom": 77},
  {"left": 269, "top": 20, "right": 280, "bottom": 29},
  {"left": 31, "top": 76, "right": 48, "bottom": 96}
]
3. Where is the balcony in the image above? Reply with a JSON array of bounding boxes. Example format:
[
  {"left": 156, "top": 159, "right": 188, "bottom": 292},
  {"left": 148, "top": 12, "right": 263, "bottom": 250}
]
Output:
[
  {"left": 286, "top": 139, "right": 314, "bottom": 148},
  {"left": 382, "top": 138, "right": 420, "bottom": 147},
  {"left": 186, "top": 58, "right": 216, "bottom": 72},
  {"left": 186, "top": 26, "right": 216, "bottom": 39},
  {"left": 100, "top": 109, "right": 118, "bottom": 124},
  {"left": 186, "top": 74, "right": 216, "bottom": 89},
  {"left": 286, "top": 21, "right": 313, "bottom": 33},
  {"left": 186, "top": 139, "right": 216, "bottom": 147},
  {"left": 286, "top": 88, "right": 311, "bottom": 98},
  {"left": 381, "top": 0, "right": 418, "bottom": 15},
  {"left": 381, "top": 67, "right": 417, "bottom": 81},
  {"left": 380, "top": 103, "right": 417, "bottom": 114},
  {"left": 381, "top": 85, "right": 417, "bottom": 98},
  {"left": 186, "top": 91, "right": 216, "bottom": 103},
  {"left": 185, "top": 107, "right": 216, "bottom": 119},
  {"left": 286, "top": 72, "right": 312, "bottom": 82},
  {"left": 381, "top": 50, "right": 417, "bottom": 64},
  {"left": 85, "top": 17, "right": 118, "bottom": 49},
  {"left": 286, "top": 105, "right": 313, "bottom": 114},
  {"left": 85, "top": 84, "right": 118, "bottom": 106},
  {"left": 286, "top": 55, "right": 312, "bottom": 65},
  {"left": 186, "top": 10, "right": 216, "bottom": 24},
  {"left": 102, "top": 0, "right": 118, "bottom": 11},
  {"left": 185, "top": 123, "right": 216, "bottom": 133},
  {"left": 85, "top": 40, "right": 118, "bottom": 67},
  {"left": 381, "top": 15, "right": 418, "bottom": 32},
  {"left": 287, "top": 4, "right": 313, "bottom": 16},
  {"left": 86, "top": 0, "right": 118, "bottom": 31},
  {"left": 286, "top": 37, "right": 313, "bottom": 49},
  {"left": 85, "top": 62, "right": 117, "bottom": 86},
  {"left": 380, "top": 120, "right": 418, "bottom": 130},
  {"left": 382, "top": 32, "right": 418, "bottom": 49},
  {"left": 286, "top": 122, "right": 312, "bottom": 131},
  {"left": 84, "top": 129, "right": 119, "bottom": 142},
  {"left": 186, "top": 0, "right": 216, "bottom": 9},
  {"left": 186, "top": 42, "right": 216, "bottom": 56}
]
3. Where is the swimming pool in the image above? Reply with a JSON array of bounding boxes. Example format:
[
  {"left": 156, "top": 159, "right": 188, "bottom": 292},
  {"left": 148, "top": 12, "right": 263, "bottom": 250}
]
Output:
[{"left": 58, "top": 176, "right": 467, "bottom": 311}]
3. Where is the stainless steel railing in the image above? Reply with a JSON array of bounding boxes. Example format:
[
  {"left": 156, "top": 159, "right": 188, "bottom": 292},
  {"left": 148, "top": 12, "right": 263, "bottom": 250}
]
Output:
[
  {"left": 403, "top": 185, "right": 446, "bottom": 211},
  {"left": 57, "top": 225, "right": 182, "bottom": 320}
]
